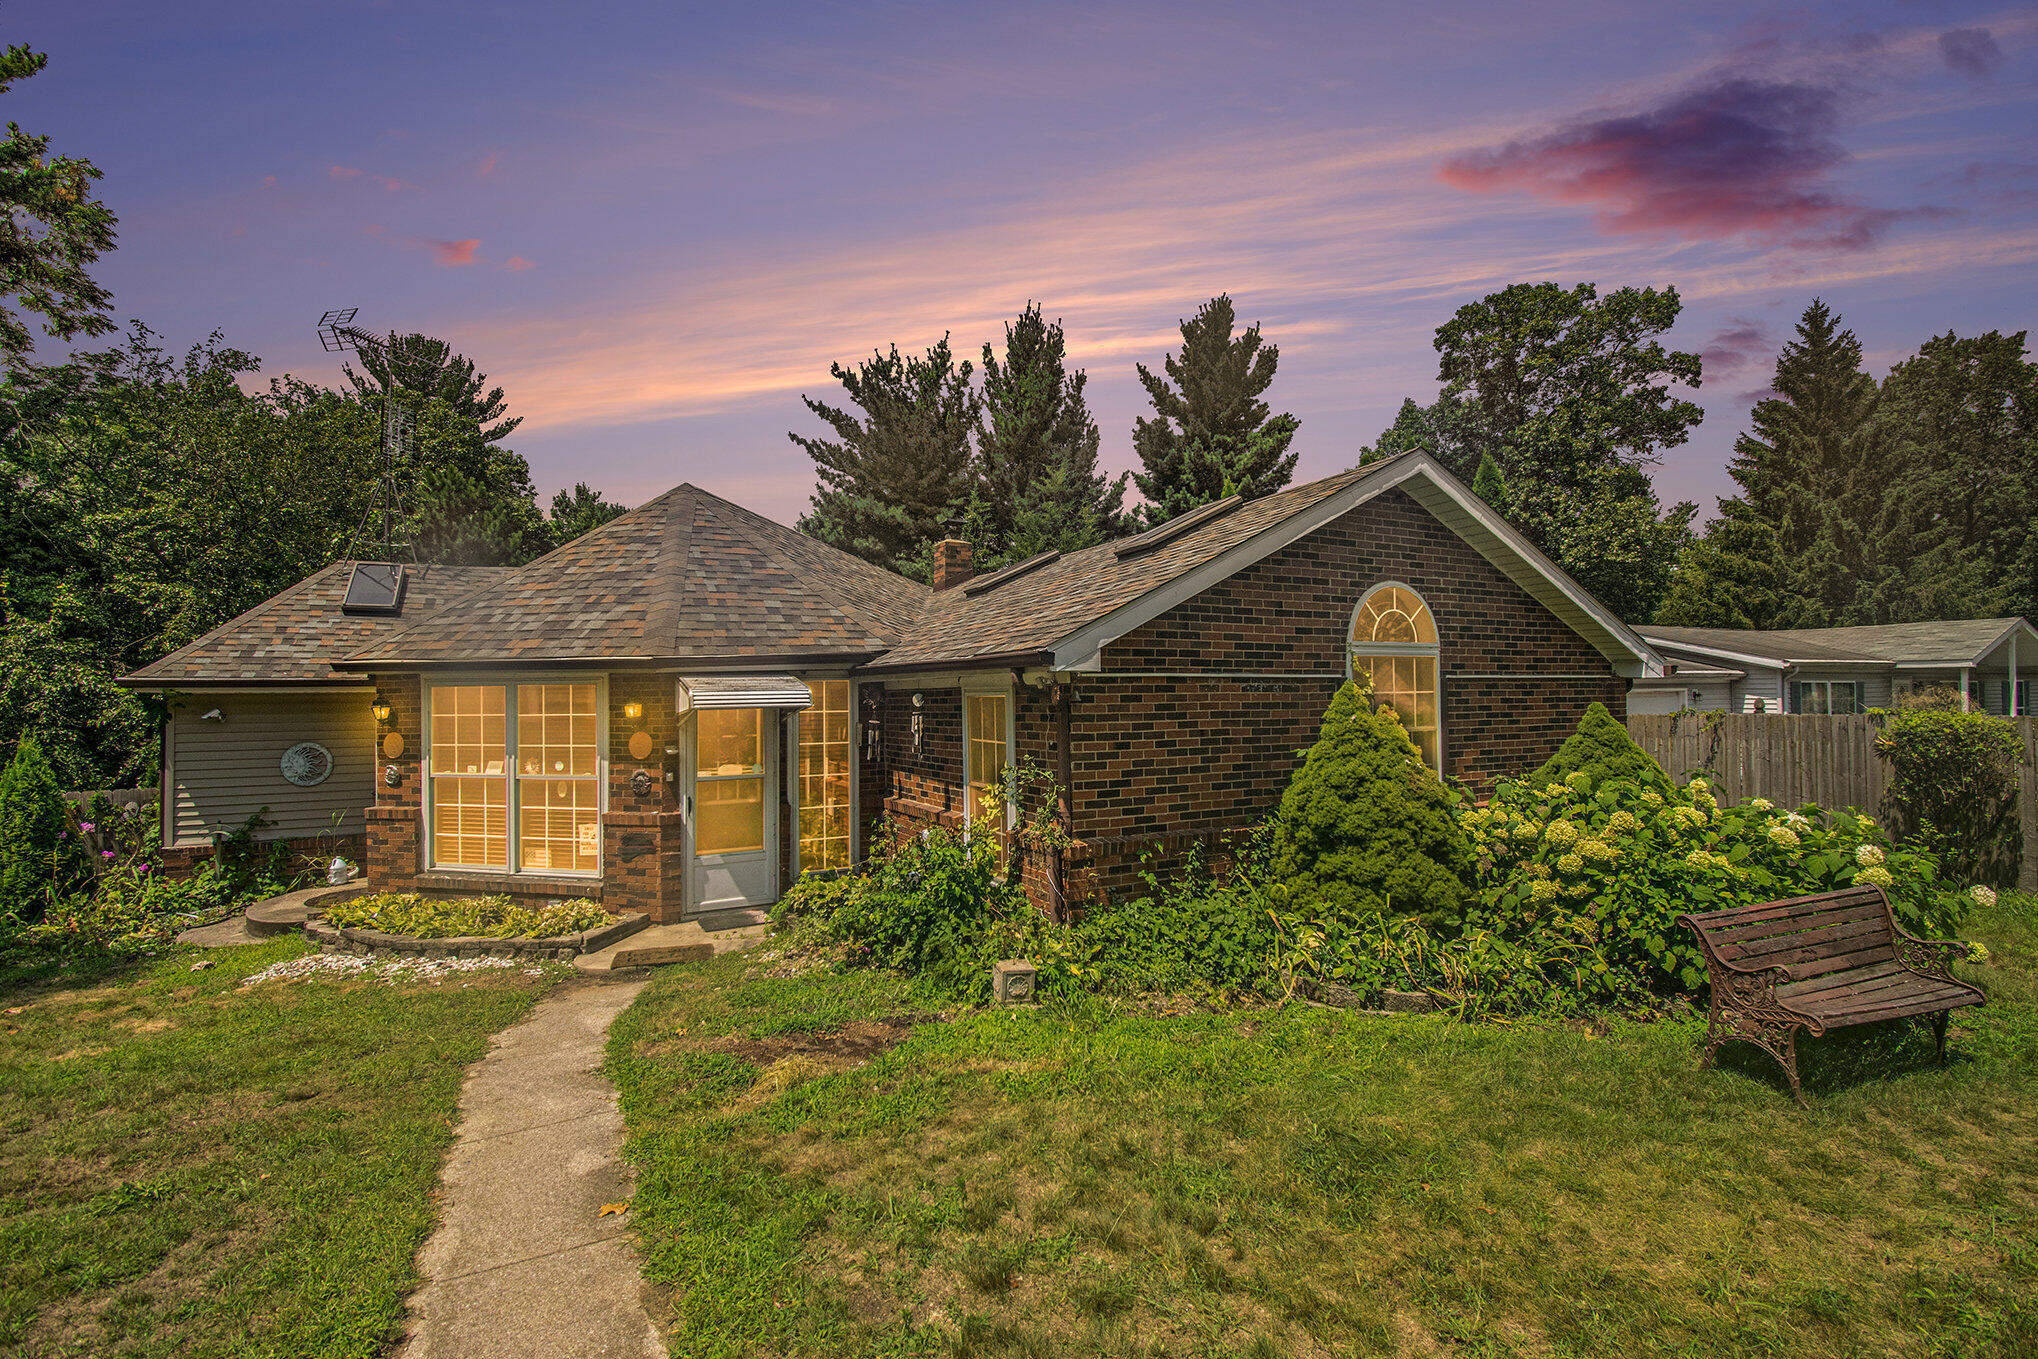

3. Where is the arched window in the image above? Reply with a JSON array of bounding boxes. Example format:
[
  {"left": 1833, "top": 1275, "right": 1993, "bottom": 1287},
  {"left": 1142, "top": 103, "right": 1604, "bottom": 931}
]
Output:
[{"left": 1349, "top": 583, "right": 1441, "bottom": 771}]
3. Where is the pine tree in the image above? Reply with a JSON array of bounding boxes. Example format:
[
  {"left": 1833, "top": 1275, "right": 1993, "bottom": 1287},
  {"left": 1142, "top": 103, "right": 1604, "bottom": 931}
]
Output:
[
  {"left": 1269, "top": 678, "right": 1471, "bottom": 930},
  {"left": 1131, "top": 295, "right": 1299, "bottom": 526},
  {"left": 976, "top": 304, "right": 1126, "bottom": 566},
  {"left": 1715, "top": 299, "right": 1885, "bottom": 627},
  {"left": 343, "top": 333, "right": 521, "bottom": 444},
  {"left": 794, "top": 336, "right": 978, "bottom": 579},
  {"left": 0, "top": 735, "right": 84, "bottom": 925},
  {"left": 1471, "top": 452, "right": 1507, "bottom": 506},
  {"left": 1526, "top": 701, "right": 1671, "bottom": 792},
  {"left": 1653, "top": 501, "right": 1781, "bottom": 628},
  {"left": 546, "top": 483, "right": 629, "bottom": 548}
]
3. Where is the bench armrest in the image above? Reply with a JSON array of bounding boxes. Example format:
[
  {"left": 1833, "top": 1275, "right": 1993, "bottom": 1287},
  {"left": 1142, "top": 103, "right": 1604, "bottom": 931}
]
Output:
[
  {"left": 1677, "top": 915, "right": 1796, "bottom": 985},
  {"left": 1893, "top": 932, "right": 1963, "bottom": 982}
]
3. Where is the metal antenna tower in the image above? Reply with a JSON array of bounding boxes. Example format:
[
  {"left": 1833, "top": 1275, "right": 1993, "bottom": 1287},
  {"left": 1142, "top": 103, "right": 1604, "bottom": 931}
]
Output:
[{"left": 318, "top": 307, "right": 415, "bottom": 562}]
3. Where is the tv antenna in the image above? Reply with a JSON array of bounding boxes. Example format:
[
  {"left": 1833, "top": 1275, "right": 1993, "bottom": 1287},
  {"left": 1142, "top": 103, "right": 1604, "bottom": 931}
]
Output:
[{"left": 318, "top": 308, "right": 416, "bottom": 565}]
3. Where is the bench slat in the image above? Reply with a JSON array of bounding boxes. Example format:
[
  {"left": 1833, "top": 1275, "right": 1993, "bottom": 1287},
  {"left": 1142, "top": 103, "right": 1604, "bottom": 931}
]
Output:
[
  {"left": 1805, "top": 985, "right": 1981, "bottom": 1026},
  {"left": 1768, "top": 941, "right": 1899, "bottom": 982},
  {"left": 1720, "top": 916, "right": 1891, "bottom": 961},
  {"left": 1776, "top": 962, "right": 1910, "bottom": 1003},
  {"left": 1684, "top": 889, "right": 1883, "bottom": 927},
  {"left": 1707, "top": 903, "right": 1884, "bottom": 945}
]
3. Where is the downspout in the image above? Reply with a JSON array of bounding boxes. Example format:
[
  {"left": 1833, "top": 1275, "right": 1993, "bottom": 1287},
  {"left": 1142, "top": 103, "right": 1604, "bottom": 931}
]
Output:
[{"left": 1052, "top": 678, "right": 1075, "bottom": 924}]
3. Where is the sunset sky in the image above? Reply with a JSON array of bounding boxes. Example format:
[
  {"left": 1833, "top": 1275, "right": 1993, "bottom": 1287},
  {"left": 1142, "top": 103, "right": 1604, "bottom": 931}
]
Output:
[{"left": 14, "top": 1, "right": 2037, "bottom": 526}]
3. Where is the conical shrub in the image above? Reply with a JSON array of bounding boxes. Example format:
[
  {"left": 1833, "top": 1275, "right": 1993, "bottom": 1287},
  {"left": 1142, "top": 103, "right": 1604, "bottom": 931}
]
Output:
[{"left": 1525, "top": 701, "right": 1671, "bottom": 792}]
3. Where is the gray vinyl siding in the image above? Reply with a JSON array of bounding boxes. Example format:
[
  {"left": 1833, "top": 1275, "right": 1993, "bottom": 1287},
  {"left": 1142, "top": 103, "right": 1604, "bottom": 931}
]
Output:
[
  {"left": 166, "top": 691, "right": 374, "bottom": 847},
  {"left": 1729, "top": 666, "right": 1784, "bottom": 713}
]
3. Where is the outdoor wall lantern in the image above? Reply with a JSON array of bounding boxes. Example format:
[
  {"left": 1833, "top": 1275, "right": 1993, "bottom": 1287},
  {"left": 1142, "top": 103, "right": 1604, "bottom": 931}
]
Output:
[
  {"left": 372, "top": 702, "right": 392, "bottom": 723},
  {"left": 623, "top": 700, "right": 644, "bottom": 721}
]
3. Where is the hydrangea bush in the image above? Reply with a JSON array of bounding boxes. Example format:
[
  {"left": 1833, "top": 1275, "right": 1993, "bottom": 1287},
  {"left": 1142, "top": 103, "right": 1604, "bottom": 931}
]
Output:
[{"left": 1464, "top": 772, "right": 1964, "bottom": 991}]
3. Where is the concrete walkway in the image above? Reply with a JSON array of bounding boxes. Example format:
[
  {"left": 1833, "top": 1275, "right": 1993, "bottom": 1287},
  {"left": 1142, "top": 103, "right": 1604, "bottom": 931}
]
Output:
[{"left": 397, "top": 980, "right": 665, "bottom": 1359}]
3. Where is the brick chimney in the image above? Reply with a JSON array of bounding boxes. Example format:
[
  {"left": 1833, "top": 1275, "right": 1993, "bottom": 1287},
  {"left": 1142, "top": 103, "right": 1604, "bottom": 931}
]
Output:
[{"left": 931, "top": 538, "right": 974, "bottom": 591}]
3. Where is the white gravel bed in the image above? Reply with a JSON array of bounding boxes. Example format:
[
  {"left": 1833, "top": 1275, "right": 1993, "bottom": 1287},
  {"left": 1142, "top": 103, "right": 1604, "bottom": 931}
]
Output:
[{"left": 241, "top": 951, "right": 550, "bottom": 987}]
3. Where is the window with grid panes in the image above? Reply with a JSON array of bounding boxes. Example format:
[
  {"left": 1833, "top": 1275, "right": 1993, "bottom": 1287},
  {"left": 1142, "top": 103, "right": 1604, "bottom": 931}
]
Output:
[
  {"left": 428, "top": 682, "right": 599, "bottom": 873},
  {"left": 799, "top": 681, "right": 853, "bottom": 870},
  {"left": 965, "top": 694, "right": 1009, "bottom": 826},
  {"left": 1349, "top": 584, "right": 1441, "bottom": 771}
]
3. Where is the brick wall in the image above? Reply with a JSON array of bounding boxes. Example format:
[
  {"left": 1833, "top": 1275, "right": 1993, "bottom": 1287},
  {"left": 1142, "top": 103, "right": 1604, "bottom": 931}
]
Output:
[
  {"left": 880, "top": 685, "right": 966, "bottom": 827},
  {"left": 365, "top": 673, "right": 423, "bottom": 890},
  {"left": 156, "top": 831, "right": 366, "bottom": 882},
  {"left": 603, "top": 672, "right": 685, "bottom": 922},
  {"left": 1064, "top": 486, "right": 1627, "bottom": 901}
]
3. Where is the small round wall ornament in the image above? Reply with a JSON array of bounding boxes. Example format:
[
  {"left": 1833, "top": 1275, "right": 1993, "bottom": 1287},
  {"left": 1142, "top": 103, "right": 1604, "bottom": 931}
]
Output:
[
  {"left": 382, "top": 731, "right": 406, "bottom": 758},
  {"left": 628, "top": 730, "right": 654, "bottom": 760},
  {"left": 280, "top": 741, "right": 333, "bottom": 787},
  {"left": 630, "top": 769, "right": 655, "bottom": 797}
]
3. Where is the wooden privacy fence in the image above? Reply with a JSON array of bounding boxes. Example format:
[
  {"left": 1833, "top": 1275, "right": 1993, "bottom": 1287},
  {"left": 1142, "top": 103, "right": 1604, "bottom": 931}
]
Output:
[{"left": 1627, "top": 713, "right": 2038, "bottom": 892}]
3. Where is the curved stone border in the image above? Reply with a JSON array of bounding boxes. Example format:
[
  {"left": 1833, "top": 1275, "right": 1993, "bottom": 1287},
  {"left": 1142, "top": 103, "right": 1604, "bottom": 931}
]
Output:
[{"left": 304, "top": 911, "right": 648, "bottom": 962}]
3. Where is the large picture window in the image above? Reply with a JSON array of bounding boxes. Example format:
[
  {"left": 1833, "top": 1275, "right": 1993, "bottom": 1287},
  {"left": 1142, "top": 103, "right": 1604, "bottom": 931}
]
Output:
[
  {"left": 428, "top": 681, "right": 600, "bottom": 874},
  {"left": 1788, "top": 680, "right": 1861, "bottom": 715},
  {"left": 799, "top": 680, "right": 854, "bottom": 871},
  {"left": 1349, "top": 583, "right": 1441, "bottom": 771}
]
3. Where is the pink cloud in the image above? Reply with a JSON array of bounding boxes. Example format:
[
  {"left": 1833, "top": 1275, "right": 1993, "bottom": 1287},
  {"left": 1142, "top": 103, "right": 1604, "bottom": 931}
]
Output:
[
  {"left": 328, "top": 164, "right": 363, "bottom": 180},
  {"left": 261, "top": 174, "right": 277, "bottom": 188},
  {"left": 429, "top": 238, "right": 481, "bottom": 267},
  {"left": 502, "top": 255, "right": 534, "bottom": 272},
  {"left": 1699, "top": 318, "right": 1774, "bottom": 377},
  {"left": 1440, "top": 78, "right": 1944, "bottom": 251},
  {"left": 478, "top": 152, "right": 500, "bottom": 176}
]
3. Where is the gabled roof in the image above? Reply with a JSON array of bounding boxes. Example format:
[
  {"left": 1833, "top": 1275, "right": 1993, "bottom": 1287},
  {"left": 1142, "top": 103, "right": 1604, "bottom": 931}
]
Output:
[
  {"left": 340, "top": 483, "right": 929, "bottom": 667},
  {"left": 1643, "top": 619, "right": 2035, "bottom": 668},
  {"left": 870, "top": 450, "right": 1658, "bottom": 674},
  {"left": 120, "top": 562, "right": 508, "bottom": 687}
]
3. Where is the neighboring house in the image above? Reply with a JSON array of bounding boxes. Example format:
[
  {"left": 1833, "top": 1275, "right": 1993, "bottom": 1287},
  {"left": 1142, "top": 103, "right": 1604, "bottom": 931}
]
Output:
[
  {"left": 1631, "top": 620, "right": 2038, "bottom": 717},
  {"left": 121, "top": 450, "right": 1656, "bottom": 921}
]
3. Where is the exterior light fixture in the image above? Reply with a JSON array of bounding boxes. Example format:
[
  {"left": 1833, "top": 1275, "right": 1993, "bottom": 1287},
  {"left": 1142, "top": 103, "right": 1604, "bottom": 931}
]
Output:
[
  {"left": 623, "top": 701, "right": 644, "bottom": 721},
  {"left": 372, "top": 703, "right": 393, "bottom": 722}
]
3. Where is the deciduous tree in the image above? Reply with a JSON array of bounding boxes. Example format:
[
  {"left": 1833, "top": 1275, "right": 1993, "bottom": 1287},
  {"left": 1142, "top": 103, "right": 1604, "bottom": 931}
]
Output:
[{"left": 0, "top": 44, "right": 117, "bottom": 371}]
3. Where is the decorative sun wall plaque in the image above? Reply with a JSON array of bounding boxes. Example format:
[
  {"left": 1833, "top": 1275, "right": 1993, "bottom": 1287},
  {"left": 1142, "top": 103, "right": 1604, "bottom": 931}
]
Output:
[
  {"left": 279, "top": 741, "right": 333, "bottom": 787},
  {"left": 382, "top": 732, "right": 406, "bottom": 758},
  {"left": 628, "top": 731, "right": 654, "bottom": 760}
]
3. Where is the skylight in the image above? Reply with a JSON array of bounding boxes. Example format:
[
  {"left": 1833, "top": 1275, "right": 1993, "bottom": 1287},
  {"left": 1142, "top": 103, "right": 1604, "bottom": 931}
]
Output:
[{"left": 342, "top": 561, "right": 408, "bottom": 616}]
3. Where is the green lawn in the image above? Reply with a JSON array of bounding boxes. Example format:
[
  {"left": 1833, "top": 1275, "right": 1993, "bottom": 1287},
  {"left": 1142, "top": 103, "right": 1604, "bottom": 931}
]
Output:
[
  {"left": 0, "top": 937, "right": 562, "bottom": 1358},
  {"left": 608, "top": 895, "right": 2038, "bottom": 1358}
]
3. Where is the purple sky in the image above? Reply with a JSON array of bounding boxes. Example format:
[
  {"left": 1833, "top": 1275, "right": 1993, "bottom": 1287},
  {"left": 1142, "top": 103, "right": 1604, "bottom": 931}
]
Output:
[{"left": 13, "top": 1, "right": 2037, "bottom": 527}]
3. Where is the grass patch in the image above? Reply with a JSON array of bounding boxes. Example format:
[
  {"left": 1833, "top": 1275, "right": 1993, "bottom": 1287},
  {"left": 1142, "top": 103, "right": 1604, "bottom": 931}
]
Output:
[
  {"left": 0, "top": 936, "right": 562, "bottom": 1357},
  {"left": 610, "top": 895, "right": 2038, "bottom": 1357}
]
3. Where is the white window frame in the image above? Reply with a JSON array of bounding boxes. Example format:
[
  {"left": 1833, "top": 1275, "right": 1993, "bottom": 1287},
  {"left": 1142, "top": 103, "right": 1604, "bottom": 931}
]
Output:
[
  {"left": 422, "top": 674, "right": 608, "bottom": 878},
  {"left": 1788, "top": 679, "right": 1861, "bottom": 715},
  {"left": 789, "top": 677, "right": 859, "bottom": 878},
  {"left": 1347, "top": 581, "right": 1444, "bottom": 773},
  {"left": 961, "top": 676, "right": 1017, "bottom": 834}
]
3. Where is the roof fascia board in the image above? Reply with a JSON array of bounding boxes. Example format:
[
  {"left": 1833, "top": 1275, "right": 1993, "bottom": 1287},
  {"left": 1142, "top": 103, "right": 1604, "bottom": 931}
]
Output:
[
  {"left": 119, "top": 677, "right": 369, "bottom": 691},
  {"left": 1047, "top": 452, "right": 1654, "bottom": 674},
  {"left": 1642, "top": 638, "right": 1794, "bottom": 671},
  {"left": 337, "top": 649, "right": 888, "bottom": 671},
  {"left": 1969, "top": 617, "right": 2038, "bottom": 665}
]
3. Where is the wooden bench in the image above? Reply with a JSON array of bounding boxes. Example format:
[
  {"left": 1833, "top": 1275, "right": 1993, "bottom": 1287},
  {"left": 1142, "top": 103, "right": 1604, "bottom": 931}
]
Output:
[{"left": 1678, "top": 886, "right": 1982, "bottom": 1103}]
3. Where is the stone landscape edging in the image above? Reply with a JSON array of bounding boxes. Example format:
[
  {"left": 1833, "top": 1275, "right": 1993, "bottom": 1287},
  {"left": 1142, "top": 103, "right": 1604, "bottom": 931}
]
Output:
[{"left": 303, "top": 910, "right": 649, "bottom": 962}]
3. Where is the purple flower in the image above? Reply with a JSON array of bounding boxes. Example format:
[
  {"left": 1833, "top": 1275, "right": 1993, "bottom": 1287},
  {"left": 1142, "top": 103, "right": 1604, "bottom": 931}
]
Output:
[
  {"left": 58, "top": 831, "right": 68, "bottom": 839},
  {"left": 101, "top": 850, "right": 115, "bottom": 859},
  {"left": 139, "top": 863, "right": 151, "bottom": 873},
  {"left": 79, "top": 822, "right": 96, "bottom": 833}
]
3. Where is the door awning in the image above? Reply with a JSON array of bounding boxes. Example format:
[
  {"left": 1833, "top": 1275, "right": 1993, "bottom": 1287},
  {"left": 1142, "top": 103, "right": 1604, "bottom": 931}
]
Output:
[{"left": 676, "top": 675, "right": 814, "bottom": 711}]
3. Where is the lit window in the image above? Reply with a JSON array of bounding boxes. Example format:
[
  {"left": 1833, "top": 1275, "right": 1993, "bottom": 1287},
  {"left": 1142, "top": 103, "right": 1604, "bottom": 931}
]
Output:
[
  {"left": 965, "top": 693, "right": 1010, "bottom": 826},
  {"left": 695, "top": 708, "right": 764, "bottom": 855},
  {"left": 799, "top": 680, "right": 854, "bottom": 870},
  {"left": 428, "top": 682, "right": 599, "bottom": 874},
  {"left": 1349, "top": 584, "right": 1441, "bottom": 771}
]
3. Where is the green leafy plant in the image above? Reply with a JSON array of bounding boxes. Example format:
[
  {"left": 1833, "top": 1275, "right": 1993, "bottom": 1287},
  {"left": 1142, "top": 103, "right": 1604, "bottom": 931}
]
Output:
[
  {"left": 0, "top": 736, "right": 90, "bottom": 931},
  {"left": 1875, "top": 706, "right": 2022, "bottom": 887},
  {"left": 1269, "top": 678, "right": 1471, "bottom": 929},
  {"left": 322, "top": 892, "right": 610, "bottom": 939}
]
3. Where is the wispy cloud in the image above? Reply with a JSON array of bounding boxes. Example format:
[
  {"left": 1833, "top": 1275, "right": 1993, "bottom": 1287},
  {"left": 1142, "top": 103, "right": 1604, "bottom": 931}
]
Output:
[
  {"left": 1699, "top": 318, "right": 1774, "bottom": 377},
  {"left": 364, "top": 225, "right": 484, "bottom": 267},
  {"left": 329, "top": 163, "right": 417, "bottom": 192},
  {"left": 1939, "top": 27, "right": 2003, "bottom": 79},
  {"left": 1439, "top": 77, "right": 1945, "bottom": 252}
]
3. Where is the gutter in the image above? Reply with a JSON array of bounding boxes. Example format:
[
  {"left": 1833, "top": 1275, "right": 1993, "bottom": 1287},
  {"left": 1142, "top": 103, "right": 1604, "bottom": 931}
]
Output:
[{"left": 852, "top": 648, "right": 1055, "bottom": 678}]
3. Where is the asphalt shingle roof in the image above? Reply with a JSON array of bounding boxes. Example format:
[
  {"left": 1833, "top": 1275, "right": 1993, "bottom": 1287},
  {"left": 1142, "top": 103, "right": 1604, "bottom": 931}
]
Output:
[
  {"left": 1643, "top": 619, "right": 2028, "bottom": 666},
  {"left": 341, "top": 483, "right": 929, "bottom": 666},
  {"left": 121, "top": 562, "right": 509, "bottom": 685},
  {"left": 868, "top": 457, "right": 1406, "bottom": 669}
]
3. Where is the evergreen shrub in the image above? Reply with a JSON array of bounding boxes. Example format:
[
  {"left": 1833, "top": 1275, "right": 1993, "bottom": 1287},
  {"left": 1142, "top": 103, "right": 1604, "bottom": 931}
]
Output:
[
  {"left": 1524, "top": 701, "right": 1671, "bottom": 793},
  {"left": 0, "top": 737, "right": 89, "bottom": 929},
  {"left": 1268, "top": 679, "right": 1470, "bottom": 928}
]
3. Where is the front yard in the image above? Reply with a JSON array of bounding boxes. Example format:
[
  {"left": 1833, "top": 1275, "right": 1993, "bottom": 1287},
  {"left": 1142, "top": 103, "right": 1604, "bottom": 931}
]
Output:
[
  {"left": 609, "top": 894, "right": 2038, "bottom": 1358},
  {"left": 0, "top": 939, "right": 563, "bottom": 1358}
]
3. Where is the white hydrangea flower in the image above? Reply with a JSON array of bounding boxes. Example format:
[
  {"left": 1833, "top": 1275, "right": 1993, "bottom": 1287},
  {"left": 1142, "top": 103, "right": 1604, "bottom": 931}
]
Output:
[
  {"left": 1750, "top": 798, "right": 1773, "bottom": 812},
  {"left": 1855, "top": 865, "right": 1894, "bottom": 888},
  {"left": 1855, "top": 844, "right": 1885, "bottom": 867},
  {"left": 1768, "top": 825, "right": 1801, "bottom": 849},
  {"left": 1971, "top": 885, "right": 1997, "bottom": 908}
]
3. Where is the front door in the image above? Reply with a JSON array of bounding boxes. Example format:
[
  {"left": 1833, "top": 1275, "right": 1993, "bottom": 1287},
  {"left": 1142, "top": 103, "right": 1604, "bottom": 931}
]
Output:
[{"left": 691, "top": 707, "right": 777, "bottom": 914}]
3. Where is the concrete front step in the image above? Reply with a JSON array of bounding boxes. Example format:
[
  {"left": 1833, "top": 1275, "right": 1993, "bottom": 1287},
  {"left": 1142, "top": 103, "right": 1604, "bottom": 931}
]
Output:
[{"left": 572, "top": 921, "right": 770, "bottom": 979}]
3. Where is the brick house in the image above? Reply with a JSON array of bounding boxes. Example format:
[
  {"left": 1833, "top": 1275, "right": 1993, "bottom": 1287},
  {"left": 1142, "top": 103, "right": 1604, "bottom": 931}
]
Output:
[{"left": 120, "top": 450, "right": 1656, "bottom": 923}]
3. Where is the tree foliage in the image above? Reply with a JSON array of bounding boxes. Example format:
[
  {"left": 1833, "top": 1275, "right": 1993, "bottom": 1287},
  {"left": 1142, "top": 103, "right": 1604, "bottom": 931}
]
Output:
[
  {"left": 1875, "top": 708, "right": 2023, "bottom": 887},
  {"left": 343, "top": 331, "right": 521, "bottom": 444},
  {"left": 0, "top": 735, "right": 86, "bottom": 925},
  {"left": 1269, "top": 678, "right": 1471, "bottom": 930},
  {"left": 1131, "top": 295, "right": 1300, "bottom": 526},
  {"left": 793, "top": 336, "right": 978, "bottom": 580},
  {"left": 546, "top": 482, "right": 629, "bottom": 548},
  {"left": 0, "top": 44, "right": 117, "bottom": 370},
  {"left": 976, "top": 303, "right": 1125, "bottom": 566},
  {"left": 1375, "top": 283, "right": 1700, "bottom": 621}
]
